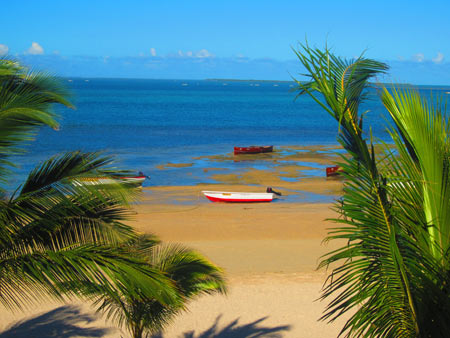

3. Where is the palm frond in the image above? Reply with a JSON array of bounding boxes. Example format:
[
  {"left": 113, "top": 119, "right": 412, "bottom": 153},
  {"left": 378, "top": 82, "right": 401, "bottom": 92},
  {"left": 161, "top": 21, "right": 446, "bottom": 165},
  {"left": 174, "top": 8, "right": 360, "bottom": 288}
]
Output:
[
  {"left": 294, "top": 43, "right": 450, "bottom": 337},
  {"left": 0, "top": 244, "right": 179, "bottom": 311},
  {"left": 291, "top": 45, "right": 445, "bottom": 337},
  {"left": 382, "top": 88, "right": 450, "bottom": 260},
  {"left": 150, "top": 244, "right": 227, "bottom": 297},
  {"left": 319, "top": 154, "right": 422, "bottom": 337},
  {"left": 0, "top": 58, "right": 73, "bottom": 187},
  {"left": 89, "top": 238, "right": 226, "bottom": 337},
  {"left": 0, "top": 58, "right": 194, "bottom": 337},
  {"left": 19, "top": 151, "right": 117, "bottom": 195},
  {"left": 0, "top": 151, "right": 144, "bottom": 251},
  {"left": 293, "top": 43, "right": 388, "bottom": 132}
]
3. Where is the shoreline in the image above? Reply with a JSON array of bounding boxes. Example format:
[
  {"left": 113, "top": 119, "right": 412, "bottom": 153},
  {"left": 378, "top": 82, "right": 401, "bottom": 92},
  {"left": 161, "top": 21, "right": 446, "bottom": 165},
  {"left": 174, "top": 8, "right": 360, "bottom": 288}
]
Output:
[{"left": 0, "top": 146, "right": 348, "bottom": 337}]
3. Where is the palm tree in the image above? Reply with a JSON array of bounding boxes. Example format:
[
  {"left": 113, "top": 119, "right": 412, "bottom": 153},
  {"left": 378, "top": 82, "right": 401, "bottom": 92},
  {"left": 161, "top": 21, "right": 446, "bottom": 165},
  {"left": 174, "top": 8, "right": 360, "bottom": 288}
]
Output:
[
  {"left": 87, "top": 235, "right": 227, "bottom": 338},
  {"left": 294, "top": 44, "right": 450, "bottom": 337},
  {"left": 0, "top": 58, "right": 179, "bottom": 310}
]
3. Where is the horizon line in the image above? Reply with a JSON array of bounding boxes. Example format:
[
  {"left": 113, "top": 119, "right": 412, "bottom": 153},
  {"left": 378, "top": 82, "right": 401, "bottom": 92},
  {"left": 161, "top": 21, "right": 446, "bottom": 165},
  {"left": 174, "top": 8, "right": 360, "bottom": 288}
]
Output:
[{"left": 56, "top": 76, "right": 450, "bottom": 88}]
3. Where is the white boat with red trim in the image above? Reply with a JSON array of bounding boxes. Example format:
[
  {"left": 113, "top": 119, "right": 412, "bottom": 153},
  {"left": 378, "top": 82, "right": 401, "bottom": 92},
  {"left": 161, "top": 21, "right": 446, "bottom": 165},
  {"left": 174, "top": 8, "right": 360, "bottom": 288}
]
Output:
[{"left": 202, "top": 188, "right": 281, "bottom": 203}]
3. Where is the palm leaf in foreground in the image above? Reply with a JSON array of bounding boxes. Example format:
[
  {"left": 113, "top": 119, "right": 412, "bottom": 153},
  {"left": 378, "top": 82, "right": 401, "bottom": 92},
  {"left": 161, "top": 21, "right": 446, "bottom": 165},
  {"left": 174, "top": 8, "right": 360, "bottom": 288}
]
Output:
[
  {"left": 0, "top": 59, "right": 73, "bottom": 188},
  {"left": 294, "top": 44, "right": 450, "bottom": 337},
  {"left": 381, "top": 88, "right": 450, "bottom": 260},
  {"left": 0, "top": 151, "right": 179, "bottom": 310},
  {"left": 89, "top": 236, "right": 227, "bottom": 338},
  {"left": 0, "top": 58, "right": 188, "bottom": 329}
]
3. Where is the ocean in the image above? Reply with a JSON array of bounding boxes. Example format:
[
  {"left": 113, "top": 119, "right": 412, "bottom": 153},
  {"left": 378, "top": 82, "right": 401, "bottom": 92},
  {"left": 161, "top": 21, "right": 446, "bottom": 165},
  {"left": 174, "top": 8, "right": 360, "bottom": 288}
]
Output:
[{"left": 12, "top": 78, "right": 450, "bottom": 188}]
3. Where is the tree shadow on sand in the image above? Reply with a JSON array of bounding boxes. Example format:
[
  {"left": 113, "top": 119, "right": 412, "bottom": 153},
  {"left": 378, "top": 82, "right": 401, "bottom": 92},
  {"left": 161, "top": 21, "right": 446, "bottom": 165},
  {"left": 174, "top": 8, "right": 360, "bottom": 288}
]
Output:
[
  {"left": 0, "top": 305, "right": 111, "bottom": 338},
  {"left": 153, "top": 315, "right": 291, "bottom": 338}
]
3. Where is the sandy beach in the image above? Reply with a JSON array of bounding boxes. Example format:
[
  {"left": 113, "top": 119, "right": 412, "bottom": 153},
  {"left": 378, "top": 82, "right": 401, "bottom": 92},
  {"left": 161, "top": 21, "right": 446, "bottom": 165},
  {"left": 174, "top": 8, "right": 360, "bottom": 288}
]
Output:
[
  {"left": 0, "top": 146, "right": 348, "bottom": 338},
  {"left": 132, "top": 196, "right": 348, "bottom": 338}
]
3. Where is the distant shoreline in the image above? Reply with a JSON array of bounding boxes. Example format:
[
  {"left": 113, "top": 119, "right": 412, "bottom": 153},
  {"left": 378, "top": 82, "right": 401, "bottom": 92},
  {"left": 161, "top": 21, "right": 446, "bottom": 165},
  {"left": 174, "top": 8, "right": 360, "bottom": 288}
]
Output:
[
  {"left": 58, "top": 77, "right": 450, "bottom": 89},
  {"left": 205, "top": 78, "right": 296, "bottom": 83}
]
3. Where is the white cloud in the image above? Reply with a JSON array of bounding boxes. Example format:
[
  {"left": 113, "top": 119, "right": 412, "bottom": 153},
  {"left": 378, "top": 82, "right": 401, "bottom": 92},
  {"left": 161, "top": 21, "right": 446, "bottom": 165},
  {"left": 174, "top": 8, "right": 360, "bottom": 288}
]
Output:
[
  {"left": 432, "top": 52, "right": 444, "bottom": 64},
  {"left": 150, "top": 48, "right": 156, "bottom": 56},
  {"left": 196, "top": 49, "right": 212, "bottom": 58},
  {"left": 0, "top": 44, "right": 8, "bottom": 55},
  {"left": 178, "top": 50, "right": 183, "bottom": 57},
  {"left": 412, "top": 53, "right": 425, "bottom": 62},
  {"left": 26, "top": 42, "right": 44, "bottom": 55},
  {"left": 186, "top": 51, "right": 193, "bottom": 57}
]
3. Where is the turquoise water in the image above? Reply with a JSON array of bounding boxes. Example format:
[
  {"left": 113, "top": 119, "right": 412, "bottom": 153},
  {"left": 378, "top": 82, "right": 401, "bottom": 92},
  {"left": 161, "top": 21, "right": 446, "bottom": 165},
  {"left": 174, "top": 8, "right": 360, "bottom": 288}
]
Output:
[{"left": 12, "top": 78, "right": 450, "bottom": 188}]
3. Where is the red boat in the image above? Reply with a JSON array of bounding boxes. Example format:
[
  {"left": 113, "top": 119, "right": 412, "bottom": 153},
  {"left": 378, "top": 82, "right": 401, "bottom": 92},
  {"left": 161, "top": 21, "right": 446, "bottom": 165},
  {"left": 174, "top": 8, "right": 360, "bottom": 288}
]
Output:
[
  {"left": 326, "top": 165, "right": 343, "bottom": 177},
  {"left": 234, "top": 145, "right": 273, "bottom": 155}
]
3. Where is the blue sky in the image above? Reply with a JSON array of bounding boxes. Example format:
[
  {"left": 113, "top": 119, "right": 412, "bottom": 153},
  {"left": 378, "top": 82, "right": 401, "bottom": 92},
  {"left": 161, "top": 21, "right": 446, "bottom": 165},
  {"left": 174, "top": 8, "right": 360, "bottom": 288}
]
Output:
[{"left": 3, "top": 0, "right": 450, "bottom": 84}]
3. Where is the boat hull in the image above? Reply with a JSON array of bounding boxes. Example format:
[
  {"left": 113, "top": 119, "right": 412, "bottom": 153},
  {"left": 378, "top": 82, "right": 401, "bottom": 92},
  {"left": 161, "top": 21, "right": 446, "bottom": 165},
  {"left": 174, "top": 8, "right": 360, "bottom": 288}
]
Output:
[
  {"left": 326, "top": 165, "right": 342, "bottom": 177},
  {"left": 76, "top": 176, "right": 146, "bottom": 186},
  {"left": 234, "top": 145, "right": 273, "bottom": 155},
  {"left": 202, "top": 191, "right": 274, "bottom": 203}
]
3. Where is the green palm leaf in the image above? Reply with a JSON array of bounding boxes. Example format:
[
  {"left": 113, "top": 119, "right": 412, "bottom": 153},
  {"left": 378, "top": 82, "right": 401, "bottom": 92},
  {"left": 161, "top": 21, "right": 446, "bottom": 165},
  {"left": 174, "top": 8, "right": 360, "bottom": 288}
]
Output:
[
  {"left": 0, "top": 244, "right": 178, "bottom": 311},
  {"left": 0, "top": 58, "right": 191, "bottom": 322},
  {"left": 294, "top": 43, "right": 450, "bottom": 337},
  {"left": 2, "top": 151, "right": 141, "bottom": 250},
  {"left": 319, "top": 154, "right": 423, "bottom": 337},
  {"left": 382, "top": 88, "right": 450, "bottom": 259},
  {"left": 0, "top": 58, "right": 73, "bottom": 188},
  {"left": 89, "top": 236, "right": 226, "bottom": 338}
]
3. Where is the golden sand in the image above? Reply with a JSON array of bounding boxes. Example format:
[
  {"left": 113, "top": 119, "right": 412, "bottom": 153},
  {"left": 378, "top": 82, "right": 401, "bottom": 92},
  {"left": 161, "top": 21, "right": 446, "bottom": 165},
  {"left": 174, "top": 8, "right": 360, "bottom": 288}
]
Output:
[
  {"left": 130, "top": 193, "right": 346, "bottom": 337},
  {"left": 0, "top": 146, "right": 348, "bottom": 337}
]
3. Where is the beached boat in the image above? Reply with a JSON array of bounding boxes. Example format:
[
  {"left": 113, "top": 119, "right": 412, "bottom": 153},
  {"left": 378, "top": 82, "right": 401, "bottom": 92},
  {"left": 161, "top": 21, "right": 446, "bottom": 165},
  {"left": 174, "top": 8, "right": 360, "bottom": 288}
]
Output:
[
  {"left": 326, "top": 165, "right": 343, "bottom": 177},
  {"left": 234, "top": 145, "right": 273, "bottom": 155},
  {"left": 203, "top": 189, "right": 278, "bottom": 203},
  {"left": 75, "top": 173, "right": 148, "bottom": 186}
]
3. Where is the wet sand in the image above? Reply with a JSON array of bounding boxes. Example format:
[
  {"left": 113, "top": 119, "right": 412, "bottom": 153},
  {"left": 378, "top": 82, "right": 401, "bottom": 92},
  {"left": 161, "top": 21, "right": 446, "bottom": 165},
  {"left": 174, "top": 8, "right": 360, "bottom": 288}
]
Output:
[
  {"left": 130, "top": 189, "right": 347, "bottom": 337},
  {"left": 0, "top": 146, "right": 348, "bottom": 337}
]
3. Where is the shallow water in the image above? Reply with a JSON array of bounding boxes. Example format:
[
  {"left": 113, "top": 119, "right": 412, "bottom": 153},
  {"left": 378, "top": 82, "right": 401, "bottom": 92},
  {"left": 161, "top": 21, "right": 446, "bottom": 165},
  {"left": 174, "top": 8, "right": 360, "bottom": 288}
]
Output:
[{"left": 10, "top": 79, "right": 450, "bottom": 196}]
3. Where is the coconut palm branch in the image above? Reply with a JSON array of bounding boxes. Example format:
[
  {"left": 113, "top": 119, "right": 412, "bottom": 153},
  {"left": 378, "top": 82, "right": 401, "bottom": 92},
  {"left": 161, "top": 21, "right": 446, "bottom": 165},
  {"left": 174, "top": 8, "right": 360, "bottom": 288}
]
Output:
[
  {"left": 381, "top": 88, "right": 450, "bottom": 261},
  {"left": 0, "top": 58, "right": 73, "bottom": 189},
  {"left": 0, "top": 151, "right": 180, "bottom": 310},
  {"left": 88, "top": 235, "right": 227, "bottom": 338},
  {"left": 3, "top": 151, "right": 142, "bottom": 249},
  {"left": 293, "top": 44, "right": 388, "bottom": 129},
  {"left": 0, "top": 58, "right": 180, "bottom": 312},
  {"left": 294, "top": 44, "right": 450, "bottom": 337}
]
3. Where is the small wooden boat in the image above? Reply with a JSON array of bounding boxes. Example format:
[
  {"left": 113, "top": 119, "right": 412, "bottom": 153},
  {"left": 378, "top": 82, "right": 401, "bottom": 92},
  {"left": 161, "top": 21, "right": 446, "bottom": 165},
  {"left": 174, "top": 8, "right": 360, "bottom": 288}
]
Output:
[
  {"left": 326, "top": 165, "right": 343, "bottom": 177},
  {"left": 203, "top": 189, "right": 277, "bottom": 203},
  {"left": 76, "top": 173, "right": 148, "bottom": 186},
  {"left": 234, "top": 145, "right": 273, "bottom": 155}
]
